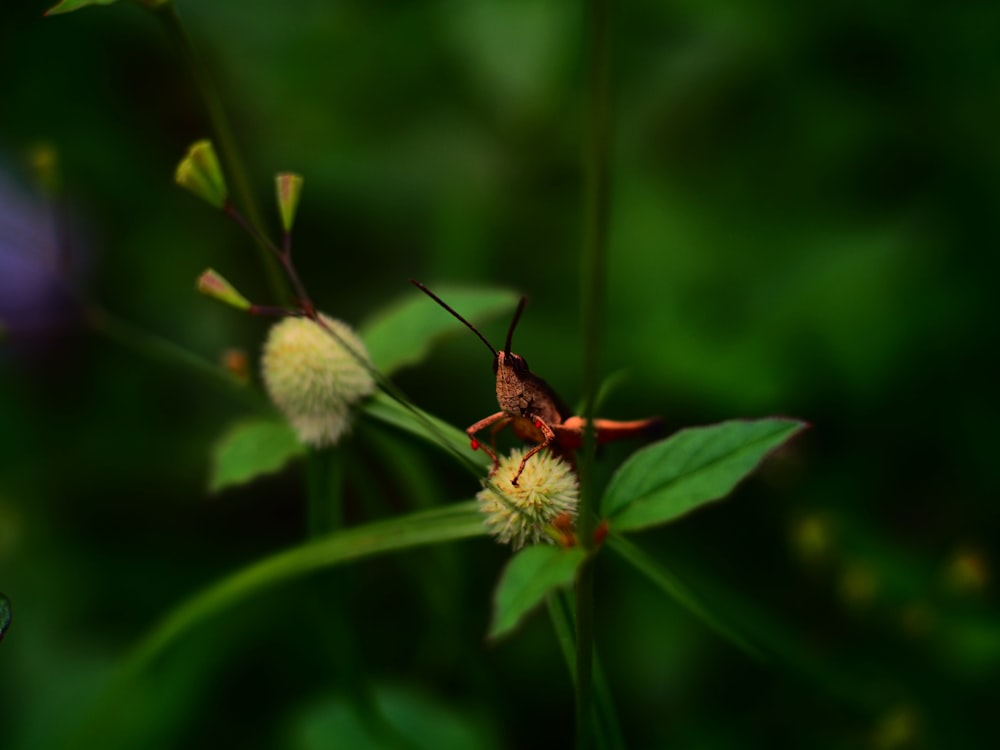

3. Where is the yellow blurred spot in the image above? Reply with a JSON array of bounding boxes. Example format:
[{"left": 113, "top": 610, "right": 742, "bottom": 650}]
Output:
[
  {"left": 26, "top": 141, "right": 61, "bottom": 196},
  {"left": 944, "top": 547, "right": 989, "bottom": 593},
  {"left": 839, "top": 562, "right": 879, "bottom": 608},
  {"left": 900, "top": 602, "right": 935, "bottom": 638},
  {"left": 871, "top": 705, "right": 919, "bottom": 749},
  {"left": 791, "top": 513, "right": 833, "bottom": 564},
  {"left": 0, "top": 499, "right": 24, "bottom": 560}
]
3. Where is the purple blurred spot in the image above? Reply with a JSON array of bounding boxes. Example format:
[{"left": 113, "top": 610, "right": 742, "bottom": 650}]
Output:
[{"left": 0, "top": 169, "right": 85, "bottom": 342}]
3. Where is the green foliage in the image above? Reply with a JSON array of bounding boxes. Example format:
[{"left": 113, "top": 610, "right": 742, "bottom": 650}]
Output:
[
  {"left": 292, "top": 684, "right": 502, "bottom": 750},
  {"left": 46, "top": 0, "right": 166, "bottom": 16},
  {"left": 608, "top": 536, "right": 762, "bottom": 659},
  {"left": 602, "top": 418, "right": 807, "bottom": 532},
  {"left": 10, "top": 0, "right": 997, "bottom": 746},
  {"left": 121, "top": 502, "right": 486, "bottom": 676},
  {"left": 489, "top": 544, "right": 586, "bottom": 641},
  {"left": 209, "top": 418, "right": 304, "bottom": 492},
  {"left": 363, "top": 392, "right": 491, "bottom": 470},
  {"left": 45, "top": 0, "right": 121, "bottom": 15}
]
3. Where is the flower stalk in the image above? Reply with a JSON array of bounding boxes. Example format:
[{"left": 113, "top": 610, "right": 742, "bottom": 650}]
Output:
[
  {"left": 153, "top": 1, "right": 287, "bottom": 302},
  {"left": 575, "top": 0, "right": 613, "bottom": 745}
]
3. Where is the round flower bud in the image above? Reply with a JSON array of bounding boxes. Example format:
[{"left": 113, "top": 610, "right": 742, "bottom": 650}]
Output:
[
  {"left": 477, "top": 448, "right": 579, "bottom": 550},
  {"left": 261, "top": 315, "right": 375, "bottom": 447}
]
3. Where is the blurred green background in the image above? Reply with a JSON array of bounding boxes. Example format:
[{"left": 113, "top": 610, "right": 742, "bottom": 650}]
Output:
[{"left": 2, "top": 1, "right": 998, "bottom": 748}]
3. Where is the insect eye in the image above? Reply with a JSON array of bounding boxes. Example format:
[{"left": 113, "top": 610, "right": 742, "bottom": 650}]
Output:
[{"left": 515, "top": 355, "right": 529, "bottom": 372}]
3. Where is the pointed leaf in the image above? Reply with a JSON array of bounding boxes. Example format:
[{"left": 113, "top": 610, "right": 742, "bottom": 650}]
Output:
[
  {"left": 360, "top": 285, "right": 519, "bottom": 374},
  {"left": 118, "top": 503, "right": 486, "bottom": 679},
  {"left": 489, "top": 545, "right": 586, "bottom": 641},
  {"left": 210, "top": 418, "right": 305, "bottom": 492},
  {"left": 603, "top": 418, "right": 807, "bottom": 532},
  {"left": 364, "top": 392, "right": 491, "bottom": 469},
  {"left": 46, "top": 0, "right": 120, "bottom": 15}
]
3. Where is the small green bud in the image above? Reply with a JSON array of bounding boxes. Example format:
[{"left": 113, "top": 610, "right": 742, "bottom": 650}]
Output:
[
  {"left": 275, "top": 172, "right": 303, "bottom": 233},
  {"left": 477, "top": 449, "right": 579, "bottom": 550},
  {"left": 261, "top": 315, "right": 375, "bottom": 447},
  {"left": 196, "top": 268, "right": 251, "bottom": 311},
  {"left": 175, "top": 140, "right": 227, "bottom": 209}
]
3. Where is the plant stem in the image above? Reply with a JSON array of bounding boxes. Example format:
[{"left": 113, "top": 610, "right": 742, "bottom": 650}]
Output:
[
  {"left": 307, "top": 446, "right": 344, "bottom": 536},
  {"left": 576, "top": 0, "right": 612, "bottom": 746},
  {"left": 88, "top": 306, "right": 270, "bottom": 413},
  {"left": 154, "top": 1, "right": 287, "bottom": 303}
]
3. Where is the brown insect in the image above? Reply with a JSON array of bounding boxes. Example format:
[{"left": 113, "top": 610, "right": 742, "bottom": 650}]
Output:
[{"left": 411, "top": 280, "right": 661, "bottom": 485}]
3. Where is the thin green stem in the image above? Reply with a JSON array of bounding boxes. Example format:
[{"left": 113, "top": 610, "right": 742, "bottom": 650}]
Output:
[
  {"left": 549, "top": 593, "right": 626, "bottom": 750},
  {"left": 88, "top": 306, "right": 270, "bottom": 413},
  {"left": 305, "top": 447, "right": 385, "bottom": 738},
  {"left": 154, "top": 1, "right": 287, "bottom": 302},
  {"left": 576, "top": 0, "right": 613, "bottom": 747},
  {"left": 307, "top": 446, "right": 344, "bottom": 536}
]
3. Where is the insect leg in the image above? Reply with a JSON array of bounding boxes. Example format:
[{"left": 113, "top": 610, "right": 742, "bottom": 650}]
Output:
[
  {"left": 557, "top": 416, "right": 662, "bottom": 448},
  {"left": 467, "top": 411, "right": 508, "bottom": 473},
  {"left": 510, "top": 416, "right": 556, "bottom": 486}
]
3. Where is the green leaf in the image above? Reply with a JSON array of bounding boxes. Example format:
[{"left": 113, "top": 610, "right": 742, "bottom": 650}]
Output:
[
  {"left": 489, "top": 545, "right": 586, "bottom": 641},
  {"left": 124, "top": 503, "right": 486, "bottom": 675},
  {"left": 364, "top": 391, "right": 491, "bottom": 470},
  {"left": 602, "top": 418, "right": 807, "bottom": 532},
  {"left": 607, "top": 535, "right": 763, "bottom": 659},
  {"left": 209, "top": 418, "right": 305, "bottom": 492},
  {"left": 293, "top": 684, "right": 502, "bottom": 750},
  {"left": 46, "top": 0, "right": 120, "bottom": 15},
  {"left": 359, "top": 285, "right": 519, "bottom": 375},
  {"left": 69, "top": 504, "right": 488, "bottom": 745}
]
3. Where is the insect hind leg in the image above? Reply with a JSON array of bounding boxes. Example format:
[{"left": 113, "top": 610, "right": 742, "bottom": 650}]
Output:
[{"left": 510, "top": 417, "right": 556, "bottom": 486}]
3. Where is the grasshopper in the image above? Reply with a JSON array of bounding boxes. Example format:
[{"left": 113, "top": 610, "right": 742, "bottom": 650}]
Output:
[{"left": 411, "top": 280, "right": 661, "bottom": 485}]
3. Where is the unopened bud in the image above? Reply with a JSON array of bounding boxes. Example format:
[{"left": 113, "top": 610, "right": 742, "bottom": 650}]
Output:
[
  {"left": 275, "top": 172, "right": 303, "bottom": 233},
  {"left": 175, "top": 140, "right": 227, "bottom": 209},
  {"left": 196, "top": 269, "right": 251, "bottom": 311}
]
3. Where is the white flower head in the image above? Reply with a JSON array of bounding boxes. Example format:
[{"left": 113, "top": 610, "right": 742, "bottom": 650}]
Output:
[
  {"left": 261, "top": 314, "right": 375, "bottom": 446},
  {"left": 477, "top": 448, "right": 579, "bottom": 550}
]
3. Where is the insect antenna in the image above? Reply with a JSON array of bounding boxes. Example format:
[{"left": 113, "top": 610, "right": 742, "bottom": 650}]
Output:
[
  {"left": 410, "top": 279, "right": 497, "bottom": 356},
  {"left": 504, "top": 297, "right": 527, "bottom": 355}
]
